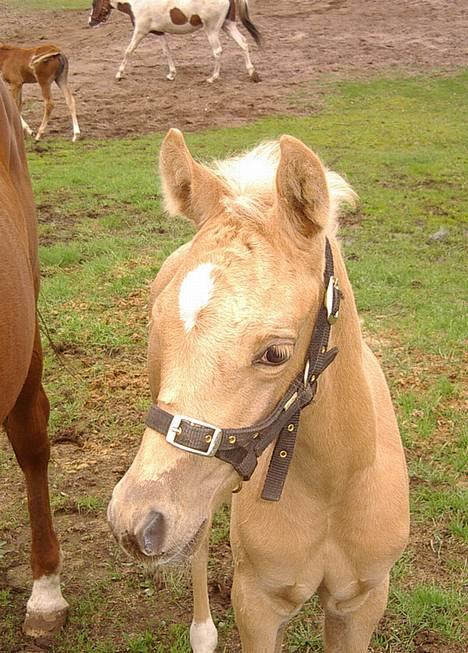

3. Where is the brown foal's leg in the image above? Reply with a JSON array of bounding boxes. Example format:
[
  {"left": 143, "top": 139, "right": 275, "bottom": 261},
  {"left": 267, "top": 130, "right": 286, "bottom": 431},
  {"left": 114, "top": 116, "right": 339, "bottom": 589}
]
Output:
[
  {"left": 319, "top": 576, "right": 390, "bottom": 653},
  {"left": 35, "top": 80, "right": 54, "bottom": 142},
  {"left": 9, "top": 82, "right": 33, "bottom": 136},
  {"left": 5, "top": 325, "right": 68, "bottom": 637}
]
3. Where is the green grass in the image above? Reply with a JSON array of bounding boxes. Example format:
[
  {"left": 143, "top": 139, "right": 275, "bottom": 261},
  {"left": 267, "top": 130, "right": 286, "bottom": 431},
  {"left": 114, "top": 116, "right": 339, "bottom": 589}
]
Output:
[
  {"left": 7, "top": 0, "right": 89, "bottom": 9},
  {"left": 1, "top": 72, "right": 466, "bottom": 652}
]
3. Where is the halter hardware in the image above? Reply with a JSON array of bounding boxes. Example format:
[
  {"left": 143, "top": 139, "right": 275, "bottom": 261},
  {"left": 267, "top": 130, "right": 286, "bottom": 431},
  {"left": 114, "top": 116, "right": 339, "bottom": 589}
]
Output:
[
  {"left": 167, "top": 416, "right": 222, "bottom": 456},
  {"left": 145, "top": 238, "right": 341, "bottom": 501}
]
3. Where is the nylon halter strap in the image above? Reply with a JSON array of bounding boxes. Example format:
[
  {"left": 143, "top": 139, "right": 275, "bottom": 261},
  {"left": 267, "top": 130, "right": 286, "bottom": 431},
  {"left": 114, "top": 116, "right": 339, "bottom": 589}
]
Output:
[{"left": 145, "top": 238, "right": 340, "bottom": 501}]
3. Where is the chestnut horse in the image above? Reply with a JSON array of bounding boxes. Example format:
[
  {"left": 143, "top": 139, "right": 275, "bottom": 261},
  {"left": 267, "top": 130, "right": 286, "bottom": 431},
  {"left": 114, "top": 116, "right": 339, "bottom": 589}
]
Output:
[
  {"left": 108, "top": 130, "right": 409, "bottom": 652},
  {"left": 0, "top": 79, "right": 68, "bottom": 637},
  {"left": 89, "top": 0, "right": 260, "bottom": 83}
]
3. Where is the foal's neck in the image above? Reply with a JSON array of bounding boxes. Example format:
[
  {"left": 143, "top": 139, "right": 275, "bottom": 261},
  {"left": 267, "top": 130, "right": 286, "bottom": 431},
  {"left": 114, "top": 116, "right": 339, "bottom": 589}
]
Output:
[{"left": 297, "top": 238, "right": 377, "bottom": 491}]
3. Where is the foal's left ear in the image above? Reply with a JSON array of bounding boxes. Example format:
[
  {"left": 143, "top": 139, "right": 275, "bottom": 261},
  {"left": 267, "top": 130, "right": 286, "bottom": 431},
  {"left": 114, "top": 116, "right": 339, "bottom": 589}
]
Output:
[
  {"left": 276, "top": 135, "right": 329, "bottom": 236},
  {"left": 159, "top": 128, "right": 229, "bottom": 227}
]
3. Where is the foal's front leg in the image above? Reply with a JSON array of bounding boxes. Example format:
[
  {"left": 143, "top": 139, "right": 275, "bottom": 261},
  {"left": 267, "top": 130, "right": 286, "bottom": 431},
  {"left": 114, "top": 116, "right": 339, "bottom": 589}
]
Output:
[
  {"left": 190, "top": 529, "right": 218, "bottom": 653},
  {"left": 9, "top": 83, "right": 33, "bottom": 136},
  {"left": 5, "top": 327, "right": 68, "bottom": 637},
  {"left": 116, "top": 29, "right": 147, "bottom": 80},
  {"left": 232, "top": 565, "right": 297, "bottom": 653}
]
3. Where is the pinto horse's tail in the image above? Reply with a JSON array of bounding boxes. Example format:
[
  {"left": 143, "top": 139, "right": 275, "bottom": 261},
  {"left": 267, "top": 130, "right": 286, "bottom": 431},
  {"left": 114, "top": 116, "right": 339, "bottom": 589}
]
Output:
[{"left": 234, "top": 0, "right": 262, "bottom": 46}]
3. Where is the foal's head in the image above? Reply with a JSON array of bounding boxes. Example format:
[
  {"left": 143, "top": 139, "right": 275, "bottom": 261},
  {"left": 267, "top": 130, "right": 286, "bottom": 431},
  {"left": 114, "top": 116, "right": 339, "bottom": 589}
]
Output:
[
  {"left": 108, "top": 129, "right": 356, "bottom": 565},
  {"left": 89, "top": 0, "right": 112, "bottom": 27}
]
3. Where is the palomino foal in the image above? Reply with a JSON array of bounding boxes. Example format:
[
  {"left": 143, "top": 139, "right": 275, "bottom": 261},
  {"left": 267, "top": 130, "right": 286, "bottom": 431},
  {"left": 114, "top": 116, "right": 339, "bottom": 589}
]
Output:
[
  {"left": 0, "top": 78, "right": 68, "bottom": 637},
  {"left": 108, "top": 130, "right": 410, "bottom": 652},
  {"left": 89, "top": 0, "right": 260, "bottom": 83},
  {"left": 0, "top": 43, "right": 80, "bottom": 142}
]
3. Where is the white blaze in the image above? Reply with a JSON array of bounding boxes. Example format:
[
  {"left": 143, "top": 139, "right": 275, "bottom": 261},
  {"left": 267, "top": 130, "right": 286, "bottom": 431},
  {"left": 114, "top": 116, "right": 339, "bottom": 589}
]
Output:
[{"left": 178, "top": 263, "right": 215, "bottom": 332}]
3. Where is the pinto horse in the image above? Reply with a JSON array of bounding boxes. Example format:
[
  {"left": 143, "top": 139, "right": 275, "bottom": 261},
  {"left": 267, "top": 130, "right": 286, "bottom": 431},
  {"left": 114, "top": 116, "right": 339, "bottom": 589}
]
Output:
[
  {"left": 107, "top": 130, "right": 410, "bottom": 652},
  {"left": 89, "top": 0, "right": 261, "bottom": 83},
  {"left": 0, "top": 78, "right": 68, "bottom": 637}
]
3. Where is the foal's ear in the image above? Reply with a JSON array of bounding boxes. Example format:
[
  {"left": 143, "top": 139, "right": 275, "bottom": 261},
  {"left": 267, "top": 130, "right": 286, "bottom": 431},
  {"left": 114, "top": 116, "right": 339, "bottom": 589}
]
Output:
[
  {"left": 276, "top": 135, "right": 329, "bottom": 236},
  {"left": 159, "top": 128, "right": 228, "bottom": 227}
]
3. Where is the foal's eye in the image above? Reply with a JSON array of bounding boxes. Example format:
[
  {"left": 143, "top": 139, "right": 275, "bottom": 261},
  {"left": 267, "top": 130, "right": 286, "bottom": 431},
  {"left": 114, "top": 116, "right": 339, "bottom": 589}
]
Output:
[{"left": 258, "top": 344, "right": 292, "bottom": 366}]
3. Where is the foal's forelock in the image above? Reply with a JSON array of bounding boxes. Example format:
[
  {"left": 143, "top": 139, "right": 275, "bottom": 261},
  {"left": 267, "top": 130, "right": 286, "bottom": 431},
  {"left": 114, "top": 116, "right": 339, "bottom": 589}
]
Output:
[{"left": 210, "top": 141, "right": 357, "bottom": 227}]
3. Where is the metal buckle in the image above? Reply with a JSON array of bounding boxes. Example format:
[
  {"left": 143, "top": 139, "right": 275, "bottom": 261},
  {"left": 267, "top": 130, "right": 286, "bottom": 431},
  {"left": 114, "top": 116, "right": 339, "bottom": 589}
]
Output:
[
  {"left": 324, "top": 276, "right": 339, "bottom": 324},
  {"left": 166, "top": 415, "right": 222, "bottom": 457}
]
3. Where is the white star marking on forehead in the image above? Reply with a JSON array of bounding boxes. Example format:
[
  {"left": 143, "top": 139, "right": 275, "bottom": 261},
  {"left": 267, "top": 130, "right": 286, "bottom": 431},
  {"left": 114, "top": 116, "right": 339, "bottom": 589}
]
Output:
[{"left": 178, "top": 263, "right": 216, "bottom": 332}]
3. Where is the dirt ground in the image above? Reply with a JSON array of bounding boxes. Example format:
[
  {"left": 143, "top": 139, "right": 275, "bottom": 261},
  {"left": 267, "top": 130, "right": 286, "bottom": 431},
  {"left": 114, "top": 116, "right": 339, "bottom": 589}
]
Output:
[
  {"left": 0, "top": 1, "right": 467, "bottom": 652},
  {"left": 1, "top": 0, "right": 467, "bottom": 139}
]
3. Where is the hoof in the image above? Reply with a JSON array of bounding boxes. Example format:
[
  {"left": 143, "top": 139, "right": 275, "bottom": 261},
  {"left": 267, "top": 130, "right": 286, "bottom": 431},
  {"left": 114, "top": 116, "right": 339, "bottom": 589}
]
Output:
[
  {"left": 166, "top": 73, "right": 175, "bottom": 81},
  {"left": 249, "top": 70, "right": 261, "bottom": 83},
  {"left": 206, "top": 76, "right": 217, "bottom": 84},
  {"left": 23, "top": 606, "right": 68, "bottom": 639},
  {"left": 115, "top": 73, "right": 122, "bottom": 81},
  {"left": 72, "top": 133, "right": 81, "bottom": 143}
]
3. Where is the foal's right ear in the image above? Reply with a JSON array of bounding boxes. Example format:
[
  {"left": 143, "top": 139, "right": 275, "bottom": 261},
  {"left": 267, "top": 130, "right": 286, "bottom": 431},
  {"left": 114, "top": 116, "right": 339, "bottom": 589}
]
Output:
[{"left": 159, "top": 129, "right": 229, "bottom": 227}]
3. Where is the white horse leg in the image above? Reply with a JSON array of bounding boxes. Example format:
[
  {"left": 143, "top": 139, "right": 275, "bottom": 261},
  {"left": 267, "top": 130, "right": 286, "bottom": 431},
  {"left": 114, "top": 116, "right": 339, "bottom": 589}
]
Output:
[
  {"left": 116, "top": 30, "right": 146, "bottom": 81},
  {"left": 205, "top": 31, "right": 223, "bottom": 83},
  {"left": 160, "top": 35, "right": 176, "bottom": 81},
  {"left": 222, "top": 21, "right": 260, "bottom": 82},
  {"left": 55, "top": 78, "right": 80, "bottom": 142},
  {"left": 190, "top": 530, "right": 217, "bottom": 653}
]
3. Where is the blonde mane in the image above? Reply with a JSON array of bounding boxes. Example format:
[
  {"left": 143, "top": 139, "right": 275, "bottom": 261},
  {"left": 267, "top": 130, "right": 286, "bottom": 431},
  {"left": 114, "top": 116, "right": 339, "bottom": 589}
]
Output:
[{"left": 210, "top": 140, "right": 358, "bottom": 230}]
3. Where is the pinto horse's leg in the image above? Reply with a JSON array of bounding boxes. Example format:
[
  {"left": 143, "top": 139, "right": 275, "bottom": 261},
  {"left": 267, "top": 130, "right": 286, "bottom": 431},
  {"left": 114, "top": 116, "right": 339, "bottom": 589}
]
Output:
[
  {"left": 5, "top": 326, "right": 68, "bottom": 637},
  {"left": 205, "top": 30, "right": 223, "bottom": 83},
  {"left": 160, "top": 35, "right": 176, "bottom": 81},
  {"left": 318, "top": 576, "right": 390, "bottom": 653},
  {"left": 189, "top": 530, "right": 218, "bottom": 653},
  {"left": 116, "top": 30, "right": 146, "bottom": 81},
  {"left": 222, "top": 21, "right": 260, "bottom": 82}
]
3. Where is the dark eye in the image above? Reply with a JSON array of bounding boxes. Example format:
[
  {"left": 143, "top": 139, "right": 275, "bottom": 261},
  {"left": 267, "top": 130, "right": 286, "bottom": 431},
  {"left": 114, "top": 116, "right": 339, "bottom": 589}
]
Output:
[{"left": 259, "top": 344, "right": 291, "bottom": 366}]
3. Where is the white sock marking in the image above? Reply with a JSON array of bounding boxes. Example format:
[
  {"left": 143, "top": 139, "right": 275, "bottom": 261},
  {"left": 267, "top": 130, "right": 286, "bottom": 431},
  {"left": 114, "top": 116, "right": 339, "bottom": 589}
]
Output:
[
  {"left": 190, "top": 617, "right": 218, "bottom": 653},
  {"left": 26, "top": 573, "right": 68, "bottom": 614},
  {"left": 178, "top": 263, "right": 215, "bottom": 332}
]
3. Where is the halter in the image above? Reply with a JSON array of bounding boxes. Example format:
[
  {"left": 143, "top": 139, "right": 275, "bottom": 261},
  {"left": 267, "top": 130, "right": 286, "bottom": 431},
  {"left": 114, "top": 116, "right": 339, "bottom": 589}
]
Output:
[{"left": 145, "top": 238, "right": 340, "bottom": 501}]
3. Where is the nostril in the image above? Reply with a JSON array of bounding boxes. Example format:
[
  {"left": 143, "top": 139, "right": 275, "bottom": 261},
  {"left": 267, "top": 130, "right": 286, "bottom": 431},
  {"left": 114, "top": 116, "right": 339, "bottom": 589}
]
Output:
[{"left": 141, "top": 511, "right": 165, "bottom": 556}]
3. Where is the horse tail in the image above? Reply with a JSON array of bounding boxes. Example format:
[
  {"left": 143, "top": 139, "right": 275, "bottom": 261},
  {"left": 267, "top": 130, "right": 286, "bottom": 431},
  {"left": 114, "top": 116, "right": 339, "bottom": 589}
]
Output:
[
  {"left": 234, "top": 0, "right": 261, "bottom": 46},
  {"left": 54, "top": 53, "right": 69, "bottom": 87}
]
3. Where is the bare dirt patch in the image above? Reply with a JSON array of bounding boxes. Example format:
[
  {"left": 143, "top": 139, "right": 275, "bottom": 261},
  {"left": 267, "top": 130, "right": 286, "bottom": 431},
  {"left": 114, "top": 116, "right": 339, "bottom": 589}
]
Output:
[{"left": 1, "top": 0, "right": 467, "bottom": 139}]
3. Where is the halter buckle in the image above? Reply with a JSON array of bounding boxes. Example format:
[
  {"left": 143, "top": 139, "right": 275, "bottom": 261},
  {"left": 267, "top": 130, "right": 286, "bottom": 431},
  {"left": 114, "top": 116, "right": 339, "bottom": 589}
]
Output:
[
  {"left": 325, "top": 276, "right": 339, "bottom": 324},
  {"left": 166, "top": 415, "right": 222, "bottom": 456}
]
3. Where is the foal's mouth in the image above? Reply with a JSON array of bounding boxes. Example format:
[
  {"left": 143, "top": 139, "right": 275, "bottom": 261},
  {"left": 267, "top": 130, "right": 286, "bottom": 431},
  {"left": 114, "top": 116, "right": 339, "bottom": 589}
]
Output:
[{"left": 118, "top": 519, "right": 208, "bottom": 567}]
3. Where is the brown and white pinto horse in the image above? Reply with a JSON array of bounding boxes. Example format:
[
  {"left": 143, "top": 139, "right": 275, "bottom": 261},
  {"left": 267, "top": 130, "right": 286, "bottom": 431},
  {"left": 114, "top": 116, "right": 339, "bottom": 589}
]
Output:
[
  {"left": 107, "top": 130, "right": 410, "bottom": 652},
  {"left": 89, "top": 0, "right": 260, "bottom": 83},
  {"left": 0, "top": 43, "right": 80, "bottom": 142},
  {"left": 0, "top": 79, "right": 68, "bottom": 637}
]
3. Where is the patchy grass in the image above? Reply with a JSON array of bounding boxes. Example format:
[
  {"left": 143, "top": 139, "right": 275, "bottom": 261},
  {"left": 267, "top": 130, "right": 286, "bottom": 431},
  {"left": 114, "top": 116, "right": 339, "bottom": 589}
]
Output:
[
  {"left": 8, "top": 0, "right": 89, "bottom": 9},
  {"left": 0, "top": 72, "right": 466, "bottom": 652}
]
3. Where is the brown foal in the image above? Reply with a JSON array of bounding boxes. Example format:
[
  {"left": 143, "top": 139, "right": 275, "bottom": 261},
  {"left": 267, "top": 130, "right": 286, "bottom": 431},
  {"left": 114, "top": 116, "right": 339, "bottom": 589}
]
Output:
[
  {"left": 0, "top": 78, "right": 68, "bottom": 637},
  {"left": 0, "top": 43, "right": 80, "bottom": 142}
]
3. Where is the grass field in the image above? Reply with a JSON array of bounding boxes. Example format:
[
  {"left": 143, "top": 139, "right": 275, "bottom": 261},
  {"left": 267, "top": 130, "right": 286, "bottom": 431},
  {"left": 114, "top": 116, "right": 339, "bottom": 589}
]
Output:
[{"left": 0, "top": 65, "right": 466, "bottom": 651}]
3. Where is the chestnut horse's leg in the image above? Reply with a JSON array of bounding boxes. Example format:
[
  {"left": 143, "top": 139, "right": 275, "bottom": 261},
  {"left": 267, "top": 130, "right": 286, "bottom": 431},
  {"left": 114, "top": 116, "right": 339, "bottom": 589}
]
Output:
[
  {"left": 222, "top": 21, "right": 260, "bottom": 82},
  {"left": 190, "top": 529, "right": 218, "bottom": 653},
  {"left": 5, "top": 325, "right": 68, "bottom": 637},
  {"left": 116, "top": 30, "right": 147, "bottom": 81},
  {"left": 160, "top": 35, "right": 176, "bottom": 81},
  {"left": 34, "top": 79, "right": 54, "bottom": 142},
  {"left": 9, "top": 82, "right": 33, "bottom": 136},
  {"left": 318, "top": 576, "right": 390, "bottom": 653},
  {"left": 54, "top": 55, "right": 80, "bottom": 142}
]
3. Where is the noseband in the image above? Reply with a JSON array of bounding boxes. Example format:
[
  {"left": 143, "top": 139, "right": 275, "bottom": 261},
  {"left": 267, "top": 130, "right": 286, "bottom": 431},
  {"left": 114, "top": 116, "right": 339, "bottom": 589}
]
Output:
[{"left": 145, "top": 239, "right": 340, "bottom": 501}]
